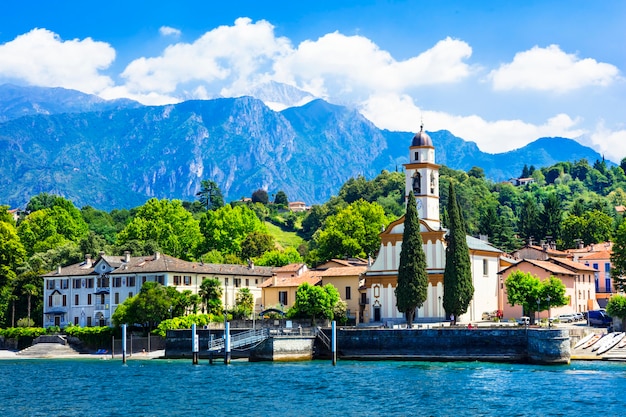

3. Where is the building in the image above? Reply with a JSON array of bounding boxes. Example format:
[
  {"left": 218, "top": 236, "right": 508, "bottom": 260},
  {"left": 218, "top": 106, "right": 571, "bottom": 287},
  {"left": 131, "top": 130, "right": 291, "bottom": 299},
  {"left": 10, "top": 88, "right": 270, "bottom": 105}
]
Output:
[
  {"left": 259, "top": 263, "right": 319, "bottom": 311},
  {"left": 363, "top": 125, "right": 503, "bottom": 324},
  {"left": 42, "top": 252, "right": 274, "bottom": 328},
  {"left": 288, "top": 201, "right": 308, "bottom": 212},
  {"left": 568, "top": 241, "right": 616, "bottom": 308},
  {"left": 315, "top": 259, "right": 368, "bottom": 324},
  {"left": 498, "top": 258, "right": 598, "bottom": 320},
  {"left": 511, "top": 243, "right": 570, "bottom": 261}
]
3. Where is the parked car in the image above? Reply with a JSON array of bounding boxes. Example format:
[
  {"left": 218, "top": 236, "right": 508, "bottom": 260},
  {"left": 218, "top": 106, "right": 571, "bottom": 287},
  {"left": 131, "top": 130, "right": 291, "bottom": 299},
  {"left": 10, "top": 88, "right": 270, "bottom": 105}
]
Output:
[
  {"left": 517, "top": 316, "right": 530, "bottom": 326},
  {"left": 482, "top": 311, "right": 498, "bottom": 320},
  {"left": 588, "top": 310, "right": 613, "bottom": 327},
  {"left": 574, "top": 313, "right": 584, "bottom": 321},
  {"left": 558, "top": 314, "right": 575, "bottom": 323}
]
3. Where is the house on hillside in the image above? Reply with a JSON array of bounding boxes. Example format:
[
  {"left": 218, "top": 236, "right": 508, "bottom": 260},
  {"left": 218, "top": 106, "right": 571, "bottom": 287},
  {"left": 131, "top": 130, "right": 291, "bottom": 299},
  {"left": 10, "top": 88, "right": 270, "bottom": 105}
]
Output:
[
  {"left": 509, "top": 177, "right": 535, "bottom": 187},
  {"left": 567, "top": 241, "right": 617, "bottom": 309},
  {"left": 41, "top": 252, "right": 274, "bottom": 328},
  {"left": 288, "top": 201, "right": 308, "bottom": 212},
  {"left": 363, "top": 125, "right": 502, "bottom": 325},
  {"left": 511, "top": 243, "right": 570, "bottom": 261}
]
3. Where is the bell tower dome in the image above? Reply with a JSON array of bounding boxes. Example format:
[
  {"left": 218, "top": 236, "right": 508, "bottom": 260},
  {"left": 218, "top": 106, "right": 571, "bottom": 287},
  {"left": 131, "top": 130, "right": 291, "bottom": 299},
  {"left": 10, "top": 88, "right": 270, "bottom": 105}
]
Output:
[{"left": 403, "top": 124, "right": 440, "bottom": 229}]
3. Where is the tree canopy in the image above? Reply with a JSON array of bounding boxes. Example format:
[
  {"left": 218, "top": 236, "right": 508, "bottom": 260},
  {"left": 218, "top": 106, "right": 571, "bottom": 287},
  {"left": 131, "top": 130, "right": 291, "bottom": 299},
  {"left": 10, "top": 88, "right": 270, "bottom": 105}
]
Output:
[
  {"left": 289, "top": 282, "right": 341, "bottom": 324},
  {"left": 395, "top": 191, "right": 428, "bottom": 326},
  {"left": 443, "top": 182, "right": 473, "bottom": 322}
]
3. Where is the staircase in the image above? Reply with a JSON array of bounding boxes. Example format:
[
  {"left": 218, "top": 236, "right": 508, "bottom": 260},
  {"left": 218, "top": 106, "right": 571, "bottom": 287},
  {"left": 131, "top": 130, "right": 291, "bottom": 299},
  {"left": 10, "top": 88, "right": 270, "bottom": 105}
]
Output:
[{"left": 208, "top": 328, "right": 270, "bottom": 352}]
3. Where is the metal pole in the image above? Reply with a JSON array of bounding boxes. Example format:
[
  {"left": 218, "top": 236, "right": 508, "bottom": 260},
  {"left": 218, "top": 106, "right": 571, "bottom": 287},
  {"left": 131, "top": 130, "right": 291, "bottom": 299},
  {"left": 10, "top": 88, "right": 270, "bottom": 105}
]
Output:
[
  {"left": 122, "top": 324, "right": 127, "bottom": 364},
  {"left": 224, "top": 321, "right": 231, "bottom": 364},
  {"left": 331, "top": 320, "right": 337, "bottom": 366},
  {"left": 111, "top": 335, "right": 114, "bottom": 359},
  {"left": 192, "top": 323, "right": 199, "bottom": 365}
]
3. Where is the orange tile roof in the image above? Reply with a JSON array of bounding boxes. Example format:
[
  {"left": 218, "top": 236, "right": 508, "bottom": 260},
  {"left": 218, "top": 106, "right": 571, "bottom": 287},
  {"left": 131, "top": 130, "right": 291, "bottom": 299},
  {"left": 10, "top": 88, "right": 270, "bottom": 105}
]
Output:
[
  {"left": 259, "top": 272, "right": 322, "bottom": 288},
  {"left": 317, "top": 266, "right": 367, "bottom": 277},
  {"left": 274, "top": 263, "right": 306, "bottom": 273},
  {"left": 550, "top": 257, "right": 598, "bottom": 272},
  {"left": 579, "top": 251, "right": 612, "bottom": 261},
  {"left": 524, "top": 259, "right": 576, "bottom": 275}
]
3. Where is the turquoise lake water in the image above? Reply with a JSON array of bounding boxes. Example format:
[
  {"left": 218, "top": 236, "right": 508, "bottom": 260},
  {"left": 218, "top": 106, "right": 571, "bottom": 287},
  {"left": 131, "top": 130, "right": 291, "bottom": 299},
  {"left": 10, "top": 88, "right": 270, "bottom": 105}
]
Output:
[{"left": 2, "top": 359, "right": 625, "bottom": 416}]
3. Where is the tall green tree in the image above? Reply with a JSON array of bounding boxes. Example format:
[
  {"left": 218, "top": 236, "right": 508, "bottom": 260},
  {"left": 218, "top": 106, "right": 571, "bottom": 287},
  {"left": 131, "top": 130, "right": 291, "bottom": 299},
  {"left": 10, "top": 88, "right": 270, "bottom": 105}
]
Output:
[
  {"left": 198, "top": 278, "right": 223, "bottom": 315},
  {"left": 309, "top": 199, "right": 388, "bottom": 264},
  {"left": 540, "top": 193, "right": 563, "bottom": 242},
  {"left": 443, "top": 183, "right": 473, "bottom": 323},
  {"left": 196, "top": 180, "right": 224, "bottom": 211},
  {"left": 0, "top": 221, "right": 26, "bottom": 327},
  {"left": 395, "top": 191, "right": 428, "bottom": 327},
  {"left": 518, "top": 195, "right": 540, "bottom": 244},
  {"left": 116, "top": 198, "right": 202, "bottom": 260},
  {"left": 274, "top": 191, "right": 289, "bottom": 207},
  {"left": 606, "top": 295, "right": 626, "bottom": 325},
  {"left": 234, "top": 287, "right": 254, "bottom": 319},
  {"left": 289, "top": 282, "right": 340, "bottom": 324},
  {"left": 200, "top": 204, "right": 266, "bottom": 256}
]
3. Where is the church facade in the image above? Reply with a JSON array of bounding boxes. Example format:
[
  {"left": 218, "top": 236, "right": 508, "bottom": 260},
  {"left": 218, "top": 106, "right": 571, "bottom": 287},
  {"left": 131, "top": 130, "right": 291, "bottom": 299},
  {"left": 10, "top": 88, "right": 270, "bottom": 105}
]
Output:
[{"left": 363, "top": 126, "right": 502, "bottom": 324}]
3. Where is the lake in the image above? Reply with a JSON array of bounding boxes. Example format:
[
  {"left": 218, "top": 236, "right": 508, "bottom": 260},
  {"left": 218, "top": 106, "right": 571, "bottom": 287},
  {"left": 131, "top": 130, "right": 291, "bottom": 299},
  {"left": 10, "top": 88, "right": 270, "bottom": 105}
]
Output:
[{"left": 1, "top": 358, "right": 625, "bottom": 416}]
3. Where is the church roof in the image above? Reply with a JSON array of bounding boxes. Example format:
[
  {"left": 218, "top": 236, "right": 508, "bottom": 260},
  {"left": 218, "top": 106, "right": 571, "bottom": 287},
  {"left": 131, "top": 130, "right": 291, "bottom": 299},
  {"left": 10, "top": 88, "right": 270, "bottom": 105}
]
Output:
[
  {"left": 466, "top": 235, "right": 503, "bottom": 253},
  {"left": 411, "top": 124, "right": 433, "bottom": 147}
]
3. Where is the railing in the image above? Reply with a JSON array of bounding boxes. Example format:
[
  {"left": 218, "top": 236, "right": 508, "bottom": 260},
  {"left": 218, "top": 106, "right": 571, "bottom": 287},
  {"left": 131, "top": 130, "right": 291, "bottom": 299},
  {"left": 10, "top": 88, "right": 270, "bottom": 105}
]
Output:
[
  {"left": 208, "top": 328, "right": 270, "bottom": 352},
  {"left": 316, "top": 327, "right": 331, "bottom": 350}
]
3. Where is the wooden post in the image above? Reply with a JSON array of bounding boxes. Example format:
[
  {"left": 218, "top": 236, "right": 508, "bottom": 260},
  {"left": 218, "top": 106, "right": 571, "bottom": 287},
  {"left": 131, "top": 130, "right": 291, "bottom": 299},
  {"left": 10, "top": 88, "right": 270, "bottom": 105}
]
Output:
[
  {"left": 192, "top": 323, "right": 199, "bottom": 365},
  {"left": 111, "top": 335, "right": 115, "bottom": 359},
  {"left": 331, "top": 320, "right": 337, "bottom": 366}
]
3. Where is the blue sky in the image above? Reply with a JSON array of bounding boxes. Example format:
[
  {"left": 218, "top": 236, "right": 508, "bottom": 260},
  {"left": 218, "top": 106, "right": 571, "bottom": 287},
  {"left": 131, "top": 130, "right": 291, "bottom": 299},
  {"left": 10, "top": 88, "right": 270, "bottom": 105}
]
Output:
[{"left": 1, "top": 1, "right": 624, "bottom": 161}]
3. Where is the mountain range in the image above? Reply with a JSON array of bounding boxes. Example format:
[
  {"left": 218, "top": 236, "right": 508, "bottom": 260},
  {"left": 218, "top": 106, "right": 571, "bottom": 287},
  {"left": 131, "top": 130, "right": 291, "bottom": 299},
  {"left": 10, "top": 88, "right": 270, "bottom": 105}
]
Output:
[{"left": 0, "top": 84, "right": 605, "bottom": 211}]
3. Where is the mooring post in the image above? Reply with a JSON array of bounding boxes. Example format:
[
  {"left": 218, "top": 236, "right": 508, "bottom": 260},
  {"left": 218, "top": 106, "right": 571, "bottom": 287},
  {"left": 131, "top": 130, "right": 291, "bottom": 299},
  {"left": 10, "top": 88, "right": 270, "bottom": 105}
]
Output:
[
  {"left": 224, "top": 321, "right": 231, "bottom": 364},
  {"left": 192, "top": 323, "right": 199, "bottom": 365},
  {"left": 209, "top": 334, "right": 214, "bottom": 364},
  {"left": 122, "top": 324, "right": 127, "bottom": 364},
  {"left": 332, "top": 320, "right": 337, "bottom": 366}
]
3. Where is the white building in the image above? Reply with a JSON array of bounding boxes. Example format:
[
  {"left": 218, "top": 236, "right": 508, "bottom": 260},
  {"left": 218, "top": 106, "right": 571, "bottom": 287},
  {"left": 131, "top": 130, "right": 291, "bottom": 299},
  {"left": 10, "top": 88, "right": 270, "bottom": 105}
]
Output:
[
  {"left": 363, "top": 125, "right": 502, "bottom": 324},
  {"left": 42, "top": 252, "right": 274, "bottom": 328}
]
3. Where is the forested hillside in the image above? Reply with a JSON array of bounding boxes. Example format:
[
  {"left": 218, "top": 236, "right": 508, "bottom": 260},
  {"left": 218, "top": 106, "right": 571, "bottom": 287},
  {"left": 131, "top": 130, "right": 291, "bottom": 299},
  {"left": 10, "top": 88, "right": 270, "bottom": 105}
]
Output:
[{"left": 2, "top": 156, "right": 626, "bottom": 328}]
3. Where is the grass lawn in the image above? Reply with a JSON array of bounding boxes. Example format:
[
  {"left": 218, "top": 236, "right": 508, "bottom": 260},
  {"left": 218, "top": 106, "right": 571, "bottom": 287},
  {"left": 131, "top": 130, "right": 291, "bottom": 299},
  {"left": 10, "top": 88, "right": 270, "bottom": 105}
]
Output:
[{"left": 265, "top": 221, "right": 305, "bottom": 250}]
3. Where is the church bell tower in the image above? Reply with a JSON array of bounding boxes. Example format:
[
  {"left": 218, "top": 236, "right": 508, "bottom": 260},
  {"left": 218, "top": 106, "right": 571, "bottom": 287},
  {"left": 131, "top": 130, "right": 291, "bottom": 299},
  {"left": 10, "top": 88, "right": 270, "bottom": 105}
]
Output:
[{"left": 403, "top": 124, "right": 440, "bottom": 230}]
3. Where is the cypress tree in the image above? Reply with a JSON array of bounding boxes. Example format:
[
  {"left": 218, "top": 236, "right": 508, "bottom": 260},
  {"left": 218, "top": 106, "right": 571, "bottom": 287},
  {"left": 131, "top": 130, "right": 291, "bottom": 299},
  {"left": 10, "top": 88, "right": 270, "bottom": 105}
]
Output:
[
  {"left": 443, "top": 183, "right": 473, "bottom": 324},
  {"left": 395, "top": 191, "right": 428, "bottom": 327}
]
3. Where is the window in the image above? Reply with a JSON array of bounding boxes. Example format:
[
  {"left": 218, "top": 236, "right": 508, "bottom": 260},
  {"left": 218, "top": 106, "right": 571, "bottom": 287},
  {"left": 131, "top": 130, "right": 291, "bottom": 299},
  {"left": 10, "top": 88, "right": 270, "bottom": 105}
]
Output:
[
  {"left": 127, "top": 276, "right": 135, "bottom": 287},
  {"left": 75, "top": 294, "right": 79, "bottom": 305},
  {"left": 128, "top": 292, "right": 133, "bottom": 298},
  {"left": 173, "top": 275, "right": 181, "bottom": 285},
  {"left": 184, "top": 276, "right": 191, "bottom": 286},
  {"left": 97, "top": 277, "right": 109, "bottom": 288},
  {"left": 74, "top": 317, "right": 79, "bottom": 325},
  {"left": 114, "top": 292, "right": 120, "bottom": 305},
  {"left": 87, "top": 316, "right": 92, "bottom": 327},
  {"left": 87, "top": 294, "right": 92, "bottom": 305},
  {"left": 605, "top": 263, "right": 611, "bottom": 272},
  {"left": 482, "top": 259, "right": 488, "bottom": 276},
  {"left": 60, "top": 279, "right": 69, "bottom": 289},
  {"left": 279, "top": 291, "right": 288, "bottom": 306},
  {"left": 234, "top": 278, "right": 241, "bottom": 288},
  {"left": 73, "top": 279, "right": 81, "bottom": 289},
  {"left": 245, "top": 279, "right": 249, "bottom": 287},
  {"left": 62, "top": 295, "right": 67, "bottom": 306},
  {"left": 225, "top": 278, "right": 229, "bottom": 286},
  {"left": 255, "top": 279, "right": 258, "bottom": 284},
  {"left": 345, "top": 286, "right": 351, "bottom": 300},
  {"left": 414, "top": 151, "right": 418, "bottom": 161},
  {"left": 113, "top": 277, "right": 122, "bottom": 287},
  {"left": 86, "top": 278, "right": 94, "bottom": 288},
  {"left": 48, "top": 295, "right": 53, "bottom": 307},
  {"left": 156, "top": 275, "right": 164, "bottom": 285},
  {"left": 142, "top": 276, "right": 147, "bottom": 284}
]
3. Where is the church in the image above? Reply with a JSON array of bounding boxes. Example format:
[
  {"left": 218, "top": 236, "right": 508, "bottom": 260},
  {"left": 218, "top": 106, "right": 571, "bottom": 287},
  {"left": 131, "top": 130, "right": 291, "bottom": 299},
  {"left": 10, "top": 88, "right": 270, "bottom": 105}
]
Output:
[{"left": 362, "top": 125, "right": 502, "bottom": 325}]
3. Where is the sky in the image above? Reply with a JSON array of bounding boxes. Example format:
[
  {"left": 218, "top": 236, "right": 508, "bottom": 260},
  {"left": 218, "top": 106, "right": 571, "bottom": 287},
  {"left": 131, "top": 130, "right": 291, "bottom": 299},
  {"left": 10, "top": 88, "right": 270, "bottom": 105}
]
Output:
[{"left": 1, "top": 0, "right": 625, "bottom": 161}]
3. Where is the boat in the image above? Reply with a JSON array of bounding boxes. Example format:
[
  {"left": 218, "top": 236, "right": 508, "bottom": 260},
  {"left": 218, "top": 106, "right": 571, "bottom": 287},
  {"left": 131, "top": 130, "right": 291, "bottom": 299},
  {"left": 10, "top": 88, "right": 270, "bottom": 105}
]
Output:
[
  {"left": 618, "top": 337, "right": 626, "bottom": 349},
  {"left": 592, "top": 333, "right": 616, "bottom": 352},
  {"left": 582, "top": 334, "right": 603, "bottom": 349},
  {"left": 574, "top": 333, "right": 595, "bottom": 349},
  {"left": 597, "top": 333, "right": 625, "bottom": 355}
]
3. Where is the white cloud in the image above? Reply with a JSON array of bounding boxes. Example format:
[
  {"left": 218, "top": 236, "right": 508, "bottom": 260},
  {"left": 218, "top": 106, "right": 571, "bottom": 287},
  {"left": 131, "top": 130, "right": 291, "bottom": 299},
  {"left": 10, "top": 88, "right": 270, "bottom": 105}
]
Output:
[
  {"left": 120, "top": 18, "right": 292, "bottom": 97},
  {"left": 360, "top": 93, "right": 587, "bottom": 154},
  {"left": 0, "top": 28, "right": 115, "bottom": 93},
  {"left": 272, "top": 34, "right": 472, "bottom": 100},
  {"left": 489, "top": 45, "right": 620, "bottom": 92},
  {"left": 588, "top": 122, "right": 626, "bottom": 163},
  {"left": 159, "top": 26, "right": 181, "bottom": 37}
]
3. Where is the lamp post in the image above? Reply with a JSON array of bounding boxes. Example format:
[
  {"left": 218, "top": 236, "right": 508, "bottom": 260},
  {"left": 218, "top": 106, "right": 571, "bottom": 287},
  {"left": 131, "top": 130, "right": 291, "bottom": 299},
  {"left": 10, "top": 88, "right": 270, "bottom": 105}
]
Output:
[
  {"left": 536, "top": 298, "right": 540, "bottom": 326},
  {"left": 546, "top": 295, "right": 551, "bottom": 328}
]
